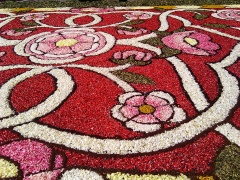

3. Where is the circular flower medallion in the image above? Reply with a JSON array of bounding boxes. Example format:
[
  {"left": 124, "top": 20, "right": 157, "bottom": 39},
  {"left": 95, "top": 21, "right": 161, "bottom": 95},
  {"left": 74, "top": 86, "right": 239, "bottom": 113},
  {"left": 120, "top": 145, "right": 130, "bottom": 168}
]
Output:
[
  {"left": 15, "top": 28, "right": 116, "bottom": 64},
  {"left": 111, "top": 91, "right": 186, "bottom": 133}
]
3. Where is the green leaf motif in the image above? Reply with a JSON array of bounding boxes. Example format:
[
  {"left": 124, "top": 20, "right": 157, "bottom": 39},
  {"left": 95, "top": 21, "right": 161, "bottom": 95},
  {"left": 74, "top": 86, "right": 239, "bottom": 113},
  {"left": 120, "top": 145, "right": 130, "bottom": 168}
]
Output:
[
  {"left": 14, "top": 28, "right": 36, "bottom": 32},
  {"left": 14, "top": 28, "right": 27, "bottom": 32},
  {"left": 141, "top": 36, "right": 163, "bottom": 47},
  {"left": 112, "top": 70, "right": 155, "bottom": 85},
  {"left": 111, "top": 56, "right": 151, "bottom": 66},
  {"left": 215, "top": 144, "right": 240, "bottom": 180},
  {"left": 121, "top": 20, "right": 145, "bottom": 27},
  {"left": 158, "top": 46, "right": 181, "bottom": 58},
  {"left": 203, "top": 23, "right": 230, "bottom": 28},
  {"left": 193, "top": 13, "right": 208, "bottom": 20},
  {"left": 21, "top": 21, "right": 39, "bottom": 27},
  {"left": 172, "top": 27, "right": 186, "bottom": 33}
]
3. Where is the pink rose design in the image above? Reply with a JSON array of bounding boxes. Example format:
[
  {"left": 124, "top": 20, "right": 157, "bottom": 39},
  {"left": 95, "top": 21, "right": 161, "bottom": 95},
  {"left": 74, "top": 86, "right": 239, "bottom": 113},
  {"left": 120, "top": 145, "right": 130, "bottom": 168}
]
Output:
[
  {"left": 212, "top": 9, "right": 240, "bottom": 21},
  {"left": 114, "top": 50, "right": 152, "bottom": 61},
  {"left": 117, "top": 28, "right": 148, "bottom": 35},
  {"left": 162, "top": 31, "right": 220, "bottom": 56},
  {"left": 2, "top": 29, "right": 32, "bottom": 36},
  {"left": 20, "top": 13, "right": 49, "bottom": 21},
  {"left": 111, "top": 91, "right": 186, "bottom": 133},
  {"left": 0, "top": 140, "right": 64, "bottom": 179},
  {"left": 71, "top": 7, "right": 114, "bottom": 13},
  {"left": 18, "top": 28, "right": 115, "bottom": 64},
  {"left": 124, "top": 12, "right": 152, "bottom": 20}
]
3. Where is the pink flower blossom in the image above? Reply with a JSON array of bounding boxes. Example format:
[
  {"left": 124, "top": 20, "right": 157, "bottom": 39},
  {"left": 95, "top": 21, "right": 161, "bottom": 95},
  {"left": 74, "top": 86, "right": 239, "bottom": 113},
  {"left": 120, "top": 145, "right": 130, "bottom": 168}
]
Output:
[
  {"left": 117, "top": 28, "right": 148, "bottom": 35},
  {"left": 212, "top": 9, "right": 240, "bottom": 21},
  {"left": 111, "top": 91, "right": 186, "bottom": 133},
  {"left": 113, "top": 50, "right": 152, "bottom": 61},
  {"left": 124, "top": 12, "right": 152, "bottom": 20},
  {"left": 20, "top": 13, "right": 49, "bottom": 21},
  {"left": 24, "top": 169, "right": 63, "bottom": 180},
  {"left": 22, "top": 28, "right": 115, "bottom": 64},
  {"left": 2, "top": 29, "right": 32, "bottom": 36},
  {"left": 0, "top": 140, "right": 64, "bottom": 177},
  {"left": 162, "top": 31, "right": 220, "bottom": 56},
  {"left": 71, "top": 7, "right": 114, "bottom": 13}
]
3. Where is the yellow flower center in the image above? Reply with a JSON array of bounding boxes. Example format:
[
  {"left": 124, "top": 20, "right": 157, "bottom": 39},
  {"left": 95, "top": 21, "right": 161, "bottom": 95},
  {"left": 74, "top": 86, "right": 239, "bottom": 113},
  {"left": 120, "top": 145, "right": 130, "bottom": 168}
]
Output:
[
  {"left": 139, "top": 104, "right": 155, "bottom": 114},
  {"left": 184, "top": 37, "right": 198, "bottom": 46},
  {"left": 0, "top": 159, "right": 19, "bottom": 178},
  {"left": 56, "top": 39, "right": 78, "bottom": 47}
]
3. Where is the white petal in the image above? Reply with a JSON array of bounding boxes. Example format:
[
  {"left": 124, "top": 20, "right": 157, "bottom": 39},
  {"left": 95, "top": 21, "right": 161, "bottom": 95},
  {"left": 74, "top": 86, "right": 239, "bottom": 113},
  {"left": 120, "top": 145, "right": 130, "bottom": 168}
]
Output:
[
  {"left": 170, "top": 107, "right": 186, "bottom": 122},
  {"left": 30, "top": 43, "right": 43, "bottom": 55},
  {"left": 111, "top": 105, "right": 127, "bottom": 122},
  {"left": 149, "top": 91, "right": 175, "bottom": 104},
  {"left": 118, "top": 92, "right": 142, "bottom": 104}
]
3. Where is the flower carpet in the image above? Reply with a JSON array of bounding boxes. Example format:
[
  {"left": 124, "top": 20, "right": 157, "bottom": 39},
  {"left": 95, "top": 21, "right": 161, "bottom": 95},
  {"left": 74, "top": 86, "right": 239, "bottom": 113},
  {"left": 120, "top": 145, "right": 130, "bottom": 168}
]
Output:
[{"left": 0, "top": 5, "right": 240, "bottom": 180}]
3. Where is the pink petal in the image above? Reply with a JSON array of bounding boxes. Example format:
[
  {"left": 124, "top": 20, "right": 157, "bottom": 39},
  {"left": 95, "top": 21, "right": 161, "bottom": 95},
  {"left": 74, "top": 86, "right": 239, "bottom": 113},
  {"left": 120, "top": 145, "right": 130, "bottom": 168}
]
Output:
[
  {"left": 182, "top": 47, "right": 209, "bottom": 56},
  {"left": 145, "top": 95, "right": 168, "bottom": 107},
  {"left": 71, "top": 42, "right": 94, "bottom": 53},
  {"left": 132, "top": 114, "right": 159, "bottom": 123},
  {"left": 113, "top": 52, "right": 122, "bottom": 59},
  {"left": 37, "top": 42, "right": 56, "bottom": 53},
  {"left": 162, "top": 31, "right": 192, "bottom": 50},
  {"left": 48, "top": 46, "right": 73, "bottom": 55},
  {"left": 62, "top": 33, "right": 81, "bottom": 39},
  {"left": 189, "top": 32, "right": 211, "bottom": 41},
  {"left": 143, "top": 53, "right": 152, "bottom": 61},
  {"left": 24, "top": 169, "right": 63, "bottom": 180},
  {"left": 122, "top": 50, "right": 138, "bottom": 59},
  {"left": 135, "top": 52, "right": 145, "bottom": 60},
  {"left": 196, "top": 41, "right": 220, "bottom": 51},
  {"left": 41, "top": 34, "right": 64, "bottom": 43},
  {"left": 139, "top": 13, "right": 151, "bottom": 19},
  {"left": 75, "top": 35, "right": 94, "bottom": 43},
  {"left": 2, "top": 30, "right": 15, "bottom": 35},
  {"left": 126, "top": 95, "right": 145, "bottom": 106},
  {"left": 154, "top": 105, "right": 174, "bottom": 122},
  {"left": 0, "top": 140, "right": 52, "bottom": 176},
  {"left": 120, "top": 105, "right": 139, "bottom": 119},
  {"left": 54, "top": 154, "right": 64, "bottom": 169}
]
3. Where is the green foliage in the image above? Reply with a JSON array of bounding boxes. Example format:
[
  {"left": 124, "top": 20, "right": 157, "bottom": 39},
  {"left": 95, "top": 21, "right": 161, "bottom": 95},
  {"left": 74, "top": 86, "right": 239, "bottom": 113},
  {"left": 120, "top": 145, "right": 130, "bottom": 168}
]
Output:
[
  {"left": 193, "top": 13, "right": 209, "bottom": 20},
  {"left": 112, "top": 70, "right": 155, "bottom": 85},
  {"left": 215, "top": 144, "right": 240, "bottom": 180},
  {"left": 21, "top": 21, "right": 39, "bottom": 27},
  {"left": 203, "top": 23, "right": 230, "bottom": 28}
]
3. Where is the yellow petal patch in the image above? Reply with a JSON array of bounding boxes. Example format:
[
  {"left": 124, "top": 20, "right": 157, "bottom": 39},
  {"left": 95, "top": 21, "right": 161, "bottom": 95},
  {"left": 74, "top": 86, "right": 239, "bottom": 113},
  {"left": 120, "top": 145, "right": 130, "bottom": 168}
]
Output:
[
  {"left": 107, "top": 172, "right": 190, "bottom": 180},
  {"left": 184, "top": 37, "right": 198, "bottom": 46},
  {"left": 56, "top": 39, "right": 78, "bottom": 47},
  {"left": 0, "top": 158, "right": 19, "bottom": 179},
  {"left": 139, "top": 104, "right": 155, "bottom": 114}
]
